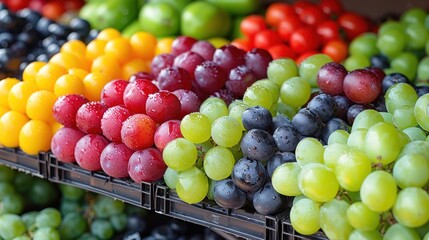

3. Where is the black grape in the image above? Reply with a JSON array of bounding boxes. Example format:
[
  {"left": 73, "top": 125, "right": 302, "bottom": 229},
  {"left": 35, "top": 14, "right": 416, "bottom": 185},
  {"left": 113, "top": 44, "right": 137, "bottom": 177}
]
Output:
[
  {"left": 291, "top": 108, "right": 323, "bottom": 137},
  {"left": 231, "top": 158, "right": 266, "bottom": 193},
  {"left": 242, "top": 106, "right": 273, "bottom": 131},
  {"left": 306, "top": 93, "right": 338, "bottom": 123},
  {"left": 321, "top": 118, "right": 350, "bottom": 144},
  {"left": 213, "top": 179, "right": 246, "bottom": 209},
  {"left": 252, "top": 182, "right": 288, "bottom": 215},
  {"left": 240, "top": 129, "right": 276, "bottom": 161},
  {"left": 273, "top": 125, "right": 301, "bottom": 152},
  {"left": 271, "top": 115, "right": 292, "bottom": 133}
]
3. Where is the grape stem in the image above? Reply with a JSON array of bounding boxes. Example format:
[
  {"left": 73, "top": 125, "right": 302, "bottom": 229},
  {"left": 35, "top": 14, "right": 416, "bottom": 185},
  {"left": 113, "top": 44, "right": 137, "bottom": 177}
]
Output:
[{"left": 380, "top": 211, "right": 397, "bottom": 234}]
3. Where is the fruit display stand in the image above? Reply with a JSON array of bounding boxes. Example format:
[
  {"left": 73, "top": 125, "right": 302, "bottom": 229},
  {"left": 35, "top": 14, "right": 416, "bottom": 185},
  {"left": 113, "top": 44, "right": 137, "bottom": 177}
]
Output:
[{"left": 0, "top": 147, "right": 47, "bottom": 178}]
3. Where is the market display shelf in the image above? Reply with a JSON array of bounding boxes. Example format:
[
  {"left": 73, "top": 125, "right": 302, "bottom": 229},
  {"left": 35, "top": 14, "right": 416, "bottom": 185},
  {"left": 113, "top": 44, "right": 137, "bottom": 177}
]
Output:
[
  {"left": 154, "top": 184, "right": 288, "bottom": 240},
  {"left": 281, "top": 218, "right": 327, "bottom": 240},
  {"left": 0, "top": 147, "right": 47, "bottom": 179},
  {"left": 47, "top": 154, "right": 153, "bottom": 210}
]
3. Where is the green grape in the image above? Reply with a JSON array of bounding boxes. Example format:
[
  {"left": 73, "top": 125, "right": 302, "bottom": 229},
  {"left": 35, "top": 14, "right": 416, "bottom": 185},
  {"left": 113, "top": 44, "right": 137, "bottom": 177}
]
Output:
[
  {"left": 267, "top": 58, "right": 298, "bottom": 87},
  {"left": 180, "top": 113, "right": 211, "bottom": 144},
  {"left": 393, "top": 153, "right": 429, "bottom": 188},
  {"left": 195, "top": 140, "right": 215, "bottom": 169},
  {"left": 400, "top": 7, "right": 427, "bottom": 24},
  {"left": 402, "top": 126, "right": 427, "bottom": 141},
  {"left": 384, "top": 223, "right": 420, "bottom": 240},
  {"left": 163, "top": 138, "right": 197, "bottom": 171},
  {"left": 390, "top": 52, "right": 419, "bottom": 81},
  {"left": 163, "top": 167, "right": 179, "bottom": 190},
  {"left": 364, "top": 122, "right": 401, "bottom": 165},
  {"left": 377, "top": 29, "right": 406, "bottom": 58},
  {"left": 58, "top": 184, "right": 85, "bottom": 202},
  {"left": 298, "top": 53, "right": 333, "bottom": 87},
  {"left": 211, "top": 116, "right": 242, "bottom": 148},
  {"left": 60, "top": 199, "right": 82, "bottom": 216},
  {"left": 35, "top": 208, "right": 61, "bottom": 228},
  {"left": 349, "top": 33, "right": 379, "bottom": 58},
  {"left": 417, "top": 57, "right": 429, "bottom": 82},
  {"left": 398, "top": 130, "right": 412, "bottom": 148},
  {"left": 28, "top": 179, "right": 59, "bottom": 207},
  {"left": 269, "top": 102, "right": 297, "bottom": 120},
  {"left": 344, "top": 54, "right": 370, "bottom": 71},
  {"left": 200, "top": 97, "right": 226, "bottom": 110},
  {"left": 385, "top": 83, "right": 418, "bottom": 114},
  {"left": 21, "top": 211, "right": 38, "bottom": 229},
  {"left": 252, "top": 79, "right": 279, "bottom": 104},
  {"left": 292, "top": 195, "right": 307, "bottom": 205},
  {"left": 336, "top": 149, "right": 371, "bottom": 192},
  {"left": 290, "top": 198, "right": 320, "bottom": 235},
  {"left": 426, "top": 38, "right": 429, "bottom": 55},
  {"left": 228, "top": 101, "right": 250, "bottom": 131},
  {"left": 398, "top": 140, "right": 429, "bottom": 160},
  {"left": 346, "top": 202, "right": 380, "bottom": 231},
  {"left": 243, "top": 84, "right": 273, "bottom": 109},
  {"left": 203, "top": 146, "right": 235, "bottom": 180},
  {"left": 327, "top": 130, "right": 349, "bottom": 145},
  {"left": 199, "top": 100, "right": 228, "bottom": 123},
  {"left": 272, "top": 162, "right": 302, "bottom": 196},
  {"left": 360, "top": 171, "right": 397, "bottom": 213},
  {"left": 59, "top": 213, "right": 87, "bottom": 240},
  {"left": 176, "top": 166, "right": 208, "bottom": 204},
  {"left": 378, "top": 20, "right": 406, "bottom": 35},
  {"left": 393, "top": 187, "right": 429, "bottom": 227},
  {"left": 33, "top": 228, "right": 60, "bottom": 240},
  {"left": 416, "top": 221, "right": 429, "bottom": 238},
  {"left": 110, "top": 213, "right": 127, "bottom": 232},
  {"left": 280, "top": 76, "right": 311, "bottom": 108},
  {"left": 228, "top": 100, "right": 244, "bottom": 111},
  {"left": 90, "top": 219, "right": 114, "bottom": 240},
  {"left": 93, "top": 196, "right": 125, "bottom": 218},
  {"left": 0, "top": 214, "right": 26, "bottom": 240},
  {"left": 393, "top": 106, "right": 418, "bottom": 130},
  {"left": 347, "top": 128, "right": 367, "bottom": 152},
  {"left": 295, "top": 138, "right": 324, "bottom": 166},
  {"left": 229, "top": 143, "right": 243, "bottom": 161},
  {"left": 323, "top": 143, "right": 350, "bottom": 170},
  {"left": 0, "top": 165, "right": 16, "bottom": 182},
  {"left": 415, "top": 94, "right": 429, "bottom": 131},
  {"left": 351, "top": 109, "right": 384, "bottom": 132},
  {"left": 0, "top": 182, "right": 15, "bottom": 200},
  {"left": 348, "top": 229, "right": 382, "bottom": 240},
  {"left": 13, "top": 173, "right": 32, "bottom": 194},
  {"left": 1, "top": 193, "right": 24, "bottom": 215},
  {"left": 207, "top": 179, "right": 218, "bottom": 201},
  {"left": 12, "top": 236, "right": 31, "bottom": 240},
  {"left": 77, "top": 233, "right": 98, "bottom": 240},
  {"left": 405, "top": 22, "right": 428, "bottom": 50},
  {"left": 380, "top": 112, "right": 393, "bottom": 124},
  {"left": 425, "top": 232, "right": 429, "bottom": 240},
  {"left": 298, "top": 163, "right": 339, "bottom": 202},
  {"left": 320, "top": 199, "right": 353, "bottom": 240}
]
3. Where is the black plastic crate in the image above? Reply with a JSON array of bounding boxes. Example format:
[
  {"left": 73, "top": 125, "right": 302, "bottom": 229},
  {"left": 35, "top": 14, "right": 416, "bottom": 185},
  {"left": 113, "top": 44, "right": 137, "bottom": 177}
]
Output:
[
  {"left": 281, "top": 218, "right": 328, "bottom": 240},
  {"left": 0, "top": 147, "right": 47, "bottom": 178},
  {"left": 48, "top": 154, "right": 153, "bottom": 210},
  {"left": 155, "top": 184, "right": 288, "bottom": 240}
]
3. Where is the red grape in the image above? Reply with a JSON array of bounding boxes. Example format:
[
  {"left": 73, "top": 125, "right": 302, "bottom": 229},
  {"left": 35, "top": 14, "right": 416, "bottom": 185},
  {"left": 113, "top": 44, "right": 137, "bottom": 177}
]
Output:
[
  {"left": 145, "top": 91, "right": 181, "bottom": 123},
  {"left": 171, "top": 36, "right": 197, "bottom": 56},
  {"left": 154, "top": 120, "right": 183, "bottom": 151},
  {"left": 172, "top": 89, "right": 201, "bottom": 118},
  {"left": 76, "top": 101, "right": 108, "bottom": 134},
  {"left": 128, "top": 147, "right": 167, "bottom": 182},
  {"left": 101, "top": 106, "right": 132, "bottom": 142},
  {"left": 157, "top": 67, "right": 193, "bottom": 91},
  {"left": 51, "top": 127, "right": 85, "bottom": 163},
  {"left": 194, "top": 61, "right": 227, "bottom": 93},
  {"left": 100, "top": 142, "right": 134, "bottom": 178},
  {"left": 365, "top": 66, "right": 385, "bottom": 82},
  {"left": 191, "top": 40, "right": 215, "bottom": 61},
  {"left": 225, "top": 65, "right": 257, "bottom": 98},
  {"left": 53, "top": 94, "right": 88, "bottom": 128},
  {"left": 213, "top": 45, "right": 246, "bottom": 72},
  {"left": 317, "top": 62, "right": 347, "bottom": 96},
  {"left": 150, "top": 54, "right": 175, "bottom": 77},
  {"left": 123, "top": 79, "right": 159, "bottom": 114},
  {"left": 245, "top": 48, "right": 273, "bottom": 79},
  {"left": 121, "top": 114, "right": 157, "bottom": 150},
  {"left": 211, "top": 89, "right": 235, "bottom": 106},
  {"left": 75, "top": 134, "right": 109, "bottom": 171},
  {"left": 173, "top": 51, "right": 205, "bottom": 79},
  {"left": 343, "top": 69, "right": 381, "bottom": 104},
  {"left": 129, "top": 72, "right": 155, "bottom": 82},
  {"left": 101, "top": 79, "right": 129, "bottom": 107}
]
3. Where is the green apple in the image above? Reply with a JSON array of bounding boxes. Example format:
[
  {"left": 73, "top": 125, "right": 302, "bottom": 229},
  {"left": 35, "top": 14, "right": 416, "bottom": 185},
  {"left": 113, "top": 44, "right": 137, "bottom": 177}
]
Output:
[{"left": 139, "top": 2, "right": 180, "bottom": 37}]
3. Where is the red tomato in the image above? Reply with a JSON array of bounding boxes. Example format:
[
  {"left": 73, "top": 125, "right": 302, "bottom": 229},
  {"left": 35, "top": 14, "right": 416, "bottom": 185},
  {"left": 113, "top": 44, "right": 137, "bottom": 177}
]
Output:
[
  {"left": 253, "top": 29, "right": 283, "bottom": 50},
  {"left": 322, "top": 39, "right": 348, "bottom": 63},
  {"left": 64, "top": 0, "right": 84, "bottom": 11},
  {"left": 293, "top": 0, "right": 316, "bottom": 15},
  {"left": 296, "top": 51, "right": 318, "bottom": 65},
  {"left": 240, "top": 15, "right": 267, "bottom": 37},
  {"left": 319, "top": 0, "right": 344, "bottom": 18},
  {"left": 338, "top": 12, "right": 370, "bottom": 41},
  {"left": 289, "top": 27, "right": 321, "bottom": 54},
  {"left": 265, "top": 2, "right": 296, "bottom": 28},
  {"left": 231, "top": 38, "right": 253, "bottom": 52},
  {"left": 277, "top": 15, "right": 303, "bottom": 42},
  {"left": 299, "top": 5, "right": 328, "bottom": 27},
  {"left": 268, "top": 44, "right": 296, "bottom": 60},
  {"left": 316, "top": 19, "right": 342, "bottom": 44},
  {"left": 6, "top": 0, "right": 29, "bottom": 11},
  {"left": 42, "top": 1, "right": 65, "bottom": 20}
]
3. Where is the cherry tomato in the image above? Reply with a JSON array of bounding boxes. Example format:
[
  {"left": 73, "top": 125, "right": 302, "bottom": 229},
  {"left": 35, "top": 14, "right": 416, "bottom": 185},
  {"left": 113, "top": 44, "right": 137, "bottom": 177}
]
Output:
[
  {"left": 42, "top": 1, "right": 66, "bottom": 21},
  {"left": 265, "top": 2, "right": 296, "bottom": 28},
  {"left": 5, "top": 0, "right": 29, "bottom": 12},
  {"left": 322, "top": 39, "right": 348, "bottom": 63},
  {"left": 278, "top": 15, "right": 303, "bottom": 42},
  {"left": 290, "top": 27, "right": 321, "bottom": 54},
  {"left": 64, "top": 0, "right": 84, "bottom": 11},
  {"left": 338, "top": 11, "right": 370, "bottom": 41},
  {"left": 240, "top": 15, "right": 267, "bottom": 37},
  {"left": 253, "top": 29, "right": 283, "bottom": 50},
  {"left": 268, "top": 44, "right": 296, "bottom": 60},
  {"left": 299, "top": 5, "right": 328, "bottom": 27},
  {"left": 316, "top": 19, "right": 342, "bottom": 44},
  {"left": 319, "top": 0, "right": 344, "bottom": 18},
  {"left": 293, "top": 0, "right": 316, "bottom": 15},
  {"left": 231, "top": 38, "right": 253, "bottom": 52},
  {"left": 28, "top": 0, "right": 45, "bottom": 12}
]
